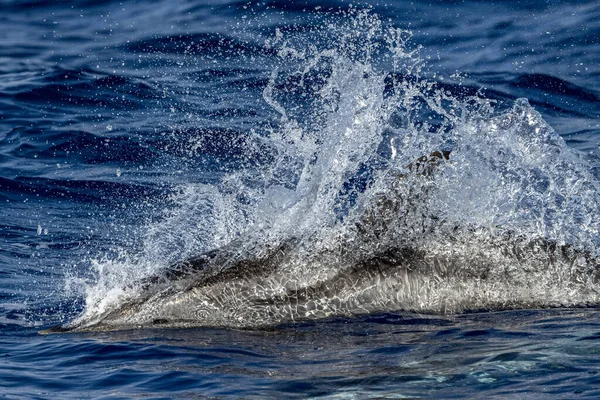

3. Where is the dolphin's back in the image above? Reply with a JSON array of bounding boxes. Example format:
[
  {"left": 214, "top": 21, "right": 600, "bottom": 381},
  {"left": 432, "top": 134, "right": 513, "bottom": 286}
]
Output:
[{"left": 39, "top": 151, "right": 600, "bottom": 334}]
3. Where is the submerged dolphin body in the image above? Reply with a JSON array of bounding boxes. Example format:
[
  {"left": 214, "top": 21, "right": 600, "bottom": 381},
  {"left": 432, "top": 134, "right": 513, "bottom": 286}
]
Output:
[{"left": 40, "top": 152, "right": 600, "bottom": 334}]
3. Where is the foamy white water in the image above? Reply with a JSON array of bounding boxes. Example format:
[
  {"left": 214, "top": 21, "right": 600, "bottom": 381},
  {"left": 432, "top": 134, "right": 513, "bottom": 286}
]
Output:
[{"left": 65, "top": 10, "right": 600, "bottom": 332}]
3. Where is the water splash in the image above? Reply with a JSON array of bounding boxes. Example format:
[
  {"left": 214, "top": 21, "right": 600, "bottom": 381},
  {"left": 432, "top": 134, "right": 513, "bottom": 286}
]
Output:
[{"left": 65, "top": 10, "right": 600, "bottom": 331}]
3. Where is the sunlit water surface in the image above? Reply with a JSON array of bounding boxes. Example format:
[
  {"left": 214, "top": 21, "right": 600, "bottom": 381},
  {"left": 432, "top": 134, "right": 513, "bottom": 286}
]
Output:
[{"left": 1, "top": 0, "right": 600, "bottom": 397}]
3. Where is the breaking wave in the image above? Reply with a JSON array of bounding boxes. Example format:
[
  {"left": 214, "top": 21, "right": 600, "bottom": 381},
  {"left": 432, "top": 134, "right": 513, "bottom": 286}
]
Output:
[{"left": 64, "top": 10, "right": 600, "bottom": 332}]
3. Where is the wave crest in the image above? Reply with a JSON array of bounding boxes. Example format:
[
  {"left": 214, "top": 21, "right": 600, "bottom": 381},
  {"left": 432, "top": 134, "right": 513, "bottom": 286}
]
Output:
[{"left": 65, "top": 10, "right": 600, "bottom": 332}]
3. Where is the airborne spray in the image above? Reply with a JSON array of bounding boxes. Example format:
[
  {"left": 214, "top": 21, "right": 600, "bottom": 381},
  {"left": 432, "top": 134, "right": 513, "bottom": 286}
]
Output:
[{"left": 62, "top": 10, "right": 600, "bottom": 332}]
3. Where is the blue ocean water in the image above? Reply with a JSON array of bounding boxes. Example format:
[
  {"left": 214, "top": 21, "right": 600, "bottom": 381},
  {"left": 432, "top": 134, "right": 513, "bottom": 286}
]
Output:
[{"left": 2, "top": 0, "right": 600, "bottom": 398}]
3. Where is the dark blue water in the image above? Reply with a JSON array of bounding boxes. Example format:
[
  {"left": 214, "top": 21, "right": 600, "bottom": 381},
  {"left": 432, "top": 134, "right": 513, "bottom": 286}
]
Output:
[{"left": 2, "top": 0, "right": 600, "bottom": 397}]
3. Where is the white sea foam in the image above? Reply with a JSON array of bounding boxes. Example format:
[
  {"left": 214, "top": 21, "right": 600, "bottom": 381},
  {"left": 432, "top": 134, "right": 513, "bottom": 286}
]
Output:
[{"left": 67, "top": 10, "right": 600, "bottom": 331}]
